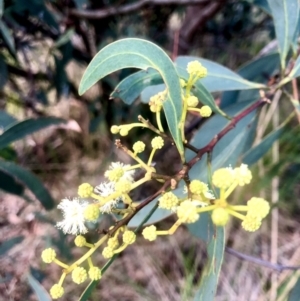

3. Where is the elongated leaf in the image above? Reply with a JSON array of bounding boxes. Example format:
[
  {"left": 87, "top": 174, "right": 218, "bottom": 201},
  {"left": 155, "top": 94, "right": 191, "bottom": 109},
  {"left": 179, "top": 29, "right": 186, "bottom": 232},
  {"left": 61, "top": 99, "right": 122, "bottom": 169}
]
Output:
[
  {"left": 0, "top": 20, "right": 15, "bottom": 55},
  {"left": 79, "top": 38, "right": 183, "bottom": 155},
  {"left": 0, "top": 161, "right": 55, "bottom": 209},
  {"left": 111, "top": 68, "right": 162, "bottom": 104},
  {"left": 0, "top": 236, "right": 24, "bottom": 256},
  {"left": 268, "top": 0, "right": 299, "bottom": 70},
  {"left": 0, "top": 0, "right": 3, "bottom": 18},
  {"left": 285, "top": 55, "right": 300, "bottom": 81},
  {"left": 27, "top": 273, "right": 51, "bottom": 301},
  {"left": 175, "top": 56, "right": 265, "bottom": 92},
  {"left": 243, "top": 123, "right": 287, "bottom": 166},
  {"left": 0, "top": 55, "right": 7, "bottom": 89},
  {"left": 53, "top": 28, "right": 75, "bottom": 49},
  {"left": 0, "top": 117, "right": 66, "bottom": 150},
  {"left": 192, "top": 225, "right": 224, "bottom": 301},
  {"left": 0, "top": 170, "right": 24, "bottom": 195},
  {"left": 221, "top": 52, "right": 280, "bottom": 108}
]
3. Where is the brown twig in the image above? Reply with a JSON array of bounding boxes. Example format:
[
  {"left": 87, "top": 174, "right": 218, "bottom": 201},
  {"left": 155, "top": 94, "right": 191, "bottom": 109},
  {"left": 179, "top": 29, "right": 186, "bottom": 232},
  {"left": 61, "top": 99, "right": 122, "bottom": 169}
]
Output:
[
  {"left": 70, "top": 0, "right": 223, "bottom": 20},
  {"left": 108, "top": 96, "right": 270, "bottom": 236},
  {"left": 226, "top": 247, "right": 300, "bottom": 272}
]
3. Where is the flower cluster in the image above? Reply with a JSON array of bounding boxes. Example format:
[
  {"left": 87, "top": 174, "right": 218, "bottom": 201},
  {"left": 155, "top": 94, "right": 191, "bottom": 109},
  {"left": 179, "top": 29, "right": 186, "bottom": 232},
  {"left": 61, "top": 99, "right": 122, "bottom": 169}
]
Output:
[{"left": 142, "top": 164, "right": 270, "bottom": 242}]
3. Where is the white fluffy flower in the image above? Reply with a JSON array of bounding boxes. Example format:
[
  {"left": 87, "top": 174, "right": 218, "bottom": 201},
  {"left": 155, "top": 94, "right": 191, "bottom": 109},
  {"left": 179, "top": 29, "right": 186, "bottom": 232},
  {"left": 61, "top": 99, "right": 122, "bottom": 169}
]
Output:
[
  {"left": 94, "top": 181, "right": 122, "bottom": 213},
  {"left": 56, "top": 198, "right": 88, "bottom": 235},
  {"left": 105, "top": 162, "right": 135, "bottom": 183}
]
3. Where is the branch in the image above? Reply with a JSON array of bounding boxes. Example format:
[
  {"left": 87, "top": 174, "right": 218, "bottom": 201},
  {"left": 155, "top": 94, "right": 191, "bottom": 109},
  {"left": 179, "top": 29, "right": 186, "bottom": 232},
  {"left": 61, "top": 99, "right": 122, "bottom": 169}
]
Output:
[
  {"left": 226, "top": 247, "right": 300, "bottom": 272},
  {"left": 70, "top": 0, "right": 222, "bottom": 20}
]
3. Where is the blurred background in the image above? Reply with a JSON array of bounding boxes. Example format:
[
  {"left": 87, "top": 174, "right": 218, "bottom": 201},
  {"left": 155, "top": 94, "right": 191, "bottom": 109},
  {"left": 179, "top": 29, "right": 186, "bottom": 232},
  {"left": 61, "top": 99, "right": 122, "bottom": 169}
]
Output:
[{"left": 0, "top": 0, "right": 300, "bottom": 300}]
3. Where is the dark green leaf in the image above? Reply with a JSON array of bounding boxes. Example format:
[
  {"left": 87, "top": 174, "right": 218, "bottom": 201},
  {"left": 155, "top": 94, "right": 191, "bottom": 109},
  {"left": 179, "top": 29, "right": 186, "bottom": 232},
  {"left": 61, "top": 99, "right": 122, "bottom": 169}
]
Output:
[
  {"left": 267, "top": 0, "right": 300, "bottom": 70},
  {"left": 53, "top": 28, "right": 75, "bottom": 49},
  {"left": 0, "top": 55, "right": 8, "bottom": 89},
  {"left": 0, "top": 147, "right": 17, "bottom": 160},
  {"left": 0, "top": 236, "right": 24, "bottom": 256},
  {"left": 0, "top": 0, "right": 3, "bottom": 17},
  {"left": 0, "top": 117, "right": 66, "bottom": 150},
  {"left": 27, "top": 273, "right": 51, "bottom": 301},
  {"left": 79, "top": 38, "right": 184, "bottom": 156},
  {"left": 0, "top": 170, "right": 24, "bottom": 195},
  {"left": 0, "top": 161, "right": 55, "bottom": 210},
  {"left": 175, "top": 56, "right": 265, "bottom": 92},
  {"left": 0, "top": 20, "right": 15, "bottom": 55}
]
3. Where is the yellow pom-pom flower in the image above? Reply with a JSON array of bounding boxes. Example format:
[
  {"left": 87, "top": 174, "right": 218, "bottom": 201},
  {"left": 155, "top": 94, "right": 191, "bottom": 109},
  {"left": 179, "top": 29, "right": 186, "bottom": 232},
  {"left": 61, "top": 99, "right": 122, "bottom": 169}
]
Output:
[
  {"left": 115, "top": 179, "right": 132, "bottom": 193},
  {"left": 212, "top": 168, "right": 235, "bottom": 189},
  {"left": 120, "top": 128, "right": 129, "bottom": 136},
  {"left": 41, "top": 248, "right": 56, "bottom": 263},
  {"left": 189, "top": 180, "right": 208, "bottom": 195},
  {"left": 151, "top": 136, "right": 164, "bottom": 149},
  {"left": 187, "top": 61, "right": 207, "bottom": 78},
  {"left": 78, "top": 183, "right": 93, "bottom": 198},
  {"left": 177, "top": 200, "right": 199, "bottom": 223},
  {"left": 123, "top": 230, "right": 136, "bottom": 245},
  {"left": 88, "top": 267, "right": 102, "bottom": 281},
  {"left": 242, "top": 213, "right": 262, "bottom": 232},
  {"left": 133, "top": 141, "right": 146, "bottom": 154},
  {"left": 186, "top": 95, "right": 199, "bottom": 107},
  {"left": 158, "top": 192, "right": 179, "bottom": 210},
  {"left": 50, "top": 284, "right": 64, "bottom": 299},
  {"left": 102, "top": 246, "right": 114, "bottom": 259},
  {"left": 200, "top": 105, "right": 212, "bottom": 117},
  {"left": 107, "top": 237, "right": 119, "bottom": 250},
  {"left": 84, "top": 204, "right": 100, "bottom": 222},
  {"left": 149, "top": 93, "right": 164, "bottom": 112},
  {"left": 211, "top": 208, "right": 229, "bottom": 226},
  {"left": 110, "top": 125, "right": 120, "bottom": 134},
  {"left": 247, "top": 197, "right": 270, "bottom": 219},
  {"left": 74, "top": 235, "right": 86, "bottom": 247},
  {"left": 72, "top": 267, "right": 87, "bottom": 284},
  {"left": 105, "top": 167, "right": 124, "bottom": 182},
  {"left": 142, "top": 225, "right": 157, "bottom": 241},
  {"left": 234, "top": 164, "right": 252, "bottom": 186}
]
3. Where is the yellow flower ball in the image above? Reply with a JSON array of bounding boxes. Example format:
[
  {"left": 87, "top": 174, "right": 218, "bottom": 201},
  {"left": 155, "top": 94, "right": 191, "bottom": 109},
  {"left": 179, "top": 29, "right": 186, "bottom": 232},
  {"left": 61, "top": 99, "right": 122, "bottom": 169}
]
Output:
[
  {"left": 151, "top": 136, "right": 164, "bottom": 149},
  {"left": 115, "top": 179, "right": 132, "bottom": 193},
  {"left": 212, "top": 168, "right": 235, "bottom": 189},
  {"left": 177, "top": 200, "right": 199, "bottom": 224},
  {"left": 158, "top": 192, "right": 179, "bottom": 210},
  {"left": 211, "top": 208, "right": 229, "bottom": 226},
  {"left": 186, "top": 95, "right": 199, "bottom": 107},
  {"left": 102, "top": 246, "right": 114, "bottom": 259},
  {"left": 41, "top": 248, "right": 56, "bottom": 263},
  {"left": 187, "top": 61, "right": 207, "bottom": 78},
  {"left": 72, "top": 267, "right": 87, "bottom": 284},
  {"left": 84, "top": 204, "right": 100, "bottom": 222},
  {"left": 189, "top": 180, "right": 208, "bottom": 195},
  {"left": 50, "top": 284, "right": 64, "bottom": 299},
  {"left": 105, "top": 167, "right": 124, "bottom": 182},
  {"left": 142, "top": 225, "right": 157, "bottom": 241},
  {"left": 234, "top": 164, "right": 252, "bottom": 186},
  {"left": 107, "top": 237, "right": 119, "bottom": 250},
  {"left": 133, "top": 141, "right": 146, "bottom": 154},
  {"left": 199, "top": 106, "right": 212, "bottom": 117},
  {"left": 123, "top": 230, "right": 136, "bottom": 245},
  {"left": 119, "top": 127, "right": 129, "bottom": 136},
  {"left": 242, "top": 213, "right": 262, "bottom": 232},
  {"left": 78, "top": 183, "right": 93, "bottom": 198},
  {"left": 110, "top": 125, "right": 120, "bottom": 134},
  {"left": 74, "top": 235, "right": 86, "bottom": 247},
  {"left": 247, "top": 197, "right": 270, "bottom": 219},
  {"left": 88, "top": 266, "right": 102, "bottom": 281}
]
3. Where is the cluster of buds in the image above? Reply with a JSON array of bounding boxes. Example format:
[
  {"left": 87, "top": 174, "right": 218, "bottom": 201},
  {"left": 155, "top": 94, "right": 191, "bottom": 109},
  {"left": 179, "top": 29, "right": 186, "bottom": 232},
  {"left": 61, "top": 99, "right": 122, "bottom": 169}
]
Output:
[{"left": 142, "top": 164, "right": 270, "bottom": 241}]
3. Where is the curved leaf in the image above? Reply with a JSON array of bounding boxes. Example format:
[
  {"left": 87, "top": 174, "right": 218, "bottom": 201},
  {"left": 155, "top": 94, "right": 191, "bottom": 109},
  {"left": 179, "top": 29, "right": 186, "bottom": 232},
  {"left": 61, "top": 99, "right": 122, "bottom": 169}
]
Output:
[
  {"left": 27, "top": 273, "right": 51, "bottom": 301},
  {"left": 111, "top": 68, "right": 162, "bottom": 105},
  {"left": 0, "top": 117, "right": 66, "bottom": 150},
  {"left": 289, "top": 277, "right": 300, "bottom": 301},
  {"left": 79, "top": 38, "right": 183, "bottom": 155},
  {"left": 268, "top": 0, "right": 300, "bottom": 70},
  {"left": 175, "top": 56, "right": 266, "bottom": 92},
  {"left": 0, "top": 170, "right": 24, "bottom": 195},
  {"left": 0, "top": 55, "right": 8, "bottom": 89},
  {"left": 0, "top": 236, "right": 24, "bottom": 256},
  {"left": 0, "top": 20, "right": 15, "bottom": 55},
  {"left": 0, "top": 110, "right": 17, "bottom": 128},
  {"left": 0, "top": 161, "right": 55, "bottom": 210}
]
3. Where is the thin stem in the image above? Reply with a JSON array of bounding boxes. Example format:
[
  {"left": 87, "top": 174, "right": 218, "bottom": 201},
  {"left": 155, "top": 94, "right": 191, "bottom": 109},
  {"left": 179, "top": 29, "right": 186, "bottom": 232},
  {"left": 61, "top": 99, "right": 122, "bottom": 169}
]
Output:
[
  {"left": 53, "top": 259, "right": 69, "bottom": 269},
  {"left": 156, "top": 111, "right": 164, "bottom": 132}
]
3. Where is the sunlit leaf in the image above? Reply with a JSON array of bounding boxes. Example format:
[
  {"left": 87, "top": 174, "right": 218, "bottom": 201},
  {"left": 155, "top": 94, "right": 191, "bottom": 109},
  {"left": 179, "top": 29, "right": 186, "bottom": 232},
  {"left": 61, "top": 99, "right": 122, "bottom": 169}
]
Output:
[
  {"left": 27, "top": 273, "right": 51, "bottom": 301},
  {"left": 79, "top": 38, "right": 183, "bottom": 156}
]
